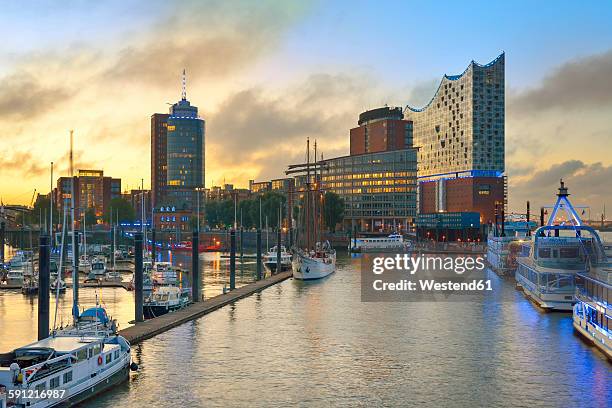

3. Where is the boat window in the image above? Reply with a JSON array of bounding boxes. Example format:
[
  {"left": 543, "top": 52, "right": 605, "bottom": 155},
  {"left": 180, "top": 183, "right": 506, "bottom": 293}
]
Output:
[
  {"left": 106, "top": 353, "right": 112, "bottom": 364},
  {"left": 93, "top": 344, "right": 101, "bottom": 355},
  {"left": 114, "top": 350, "right": 120, "bottom": 359},
  {"left": 537, "top": 248, "right": 551, "bottom": 258},
  {"left": 63, "top": 371, "right": 73, "bottom": 384},
  {"left": 559, "top": 247, "right": 579, "bottom": 258},
  {"left": 35, "top": 382, "right": 46, "bottom": 393},
  {"left": 50, "top": 376, "right": 60, "bottom": 389},
  {"left": 77, "top": 348, "right": 87, "bottom": 361}
]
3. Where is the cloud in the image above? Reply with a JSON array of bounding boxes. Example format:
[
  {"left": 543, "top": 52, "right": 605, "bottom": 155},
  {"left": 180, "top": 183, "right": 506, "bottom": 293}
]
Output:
[
  {"left": 0, "top": 72, "right": 73, "bottom": 120},
  {"left": 0, "top": 150, "right": 47, "bottom": 177},
  {"left": 509, "top": 160, "right": 612, "bottom": 214},
  {"left": 509, "top": 49, "right": 612, "bottom": 114},
  {"left": 206, "top": 73, "right": 369, "bottom": 184}
]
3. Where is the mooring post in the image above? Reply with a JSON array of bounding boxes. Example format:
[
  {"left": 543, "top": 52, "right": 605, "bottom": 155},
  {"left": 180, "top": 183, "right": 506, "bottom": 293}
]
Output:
[
  {"left": 256, "top": 228, "right": 262, "bottom": 281},
  {"left": 0, "top": 221, "right": 5, "bottom": 264},
  {"left": 230, "top": 229, "right": 236, "bottom": 290},
  {"left": 289, "top": 227, "right": 293, "bottom": 249},
  {"left": 526, "top": 201, "right": 531, "bottom": 236},
  {"left": 240, "top": 227, "right": 244, "bottom": 259},
  {"left": 38, "top": 234, "right": 50, "bottom": 340},
  {"left": 151, "top": 228, "right": 157, "bottom": 262},
  {"left": 192, "top": 229, "right": 200, "bottom": 302},
  {"left": 134, "top": 232, "right": 144, "bottom": 322},
  {"left": 110, "top": 226, "right": 115, "bottom": 264},
  {"left": 276, "top": 228, "right": 281, "bottom": 275},
  {"left": 73, "top": 231, "right": 79, "bottom": 280},
  {"left": 540, "top": 207, "right": 545, "bottom": 227}
]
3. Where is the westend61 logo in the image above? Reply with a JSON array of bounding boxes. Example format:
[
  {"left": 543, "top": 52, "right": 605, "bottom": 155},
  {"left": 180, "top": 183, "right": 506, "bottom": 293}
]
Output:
[{"left": 361, "top": 253, "right": 497, "bottom": 302}]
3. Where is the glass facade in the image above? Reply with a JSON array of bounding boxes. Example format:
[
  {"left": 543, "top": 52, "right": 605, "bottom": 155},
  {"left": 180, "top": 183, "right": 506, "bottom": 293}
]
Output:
[
  {"left": 319, "top": 149, "right": 417, "bottom": 231},
  {"left": 166, "top": 98, "right": 205, "bottom": 209},
  {"left": 405, "top": 53, "right": 505, "bottom": 179}
]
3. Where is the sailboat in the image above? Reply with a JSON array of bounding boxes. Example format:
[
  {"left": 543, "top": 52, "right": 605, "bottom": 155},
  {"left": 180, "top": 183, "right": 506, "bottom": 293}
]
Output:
[{"left": 291, "top": 139, "right": 336, "bottom": 280}]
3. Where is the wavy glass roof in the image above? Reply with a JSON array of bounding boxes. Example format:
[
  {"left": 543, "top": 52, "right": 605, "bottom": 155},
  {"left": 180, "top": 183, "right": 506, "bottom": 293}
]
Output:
[{"left": 404, "top": 53, "right": 504, "bottom": 113}]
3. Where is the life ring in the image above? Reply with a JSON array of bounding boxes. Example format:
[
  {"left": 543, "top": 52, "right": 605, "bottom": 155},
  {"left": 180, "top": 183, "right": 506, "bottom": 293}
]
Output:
[{"left": 98, "top": 356, "right": 103, "bottom": 365}]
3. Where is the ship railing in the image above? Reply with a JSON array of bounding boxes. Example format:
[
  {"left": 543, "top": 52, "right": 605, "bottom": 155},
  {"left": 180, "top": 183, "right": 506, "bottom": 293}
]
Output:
[{"left": 21, "top": 353, "right": 74, "bottom": 386}]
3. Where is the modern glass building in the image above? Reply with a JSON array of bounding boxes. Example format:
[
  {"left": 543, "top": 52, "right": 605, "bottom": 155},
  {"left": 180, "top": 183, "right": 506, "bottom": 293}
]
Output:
[
  {"left": 319, "top": 149, "right": 418, "bottom": 232},
  {"left": 404, "top": 53, "right": 506, "bottom": 225},
  {"left": 166, "top": 91, "right": 205, "bottom": 210}
]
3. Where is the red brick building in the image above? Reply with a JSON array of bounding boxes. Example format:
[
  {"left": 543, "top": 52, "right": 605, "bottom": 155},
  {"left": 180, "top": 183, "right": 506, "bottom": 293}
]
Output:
[
  {"left": 349, "top": 107, "right": 413, "bottom": 155},
  {"left": 419, "top": 176, "right": 505, "bottom": 225}
]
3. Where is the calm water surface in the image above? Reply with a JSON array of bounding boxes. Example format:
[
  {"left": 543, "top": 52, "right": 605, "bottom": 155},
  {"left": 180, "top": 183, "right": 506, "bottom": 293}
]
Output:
[{"left": 1, "top": 247, "right": 611, "bottom": 406}]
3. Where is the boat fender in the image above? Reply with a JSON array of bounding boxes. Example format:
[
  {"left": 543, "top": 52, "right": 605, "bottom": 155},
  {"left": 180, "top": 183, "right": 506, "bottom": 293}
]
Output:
[
  {"left": 98, "top": 356, "right": 103, "bottom": 365},
  {"left": 130, "top": 362, "right": 139, "bottom": 371}
]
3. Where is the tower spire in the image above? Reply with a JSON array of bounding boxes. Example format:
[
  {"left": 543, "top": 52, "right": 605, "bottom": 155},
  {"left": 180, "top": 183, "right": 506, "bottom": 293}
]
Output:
[{"left": 181, "top": 68, "right": 186, "bottom": 101}]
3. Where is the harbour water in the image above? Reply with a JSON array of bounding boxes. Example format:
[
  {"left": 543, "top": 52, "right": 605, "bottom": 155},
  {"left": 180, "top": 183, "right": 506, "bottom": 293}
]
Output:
[{"left": 3, "top": 251, "right": 609, "bottom": 406}]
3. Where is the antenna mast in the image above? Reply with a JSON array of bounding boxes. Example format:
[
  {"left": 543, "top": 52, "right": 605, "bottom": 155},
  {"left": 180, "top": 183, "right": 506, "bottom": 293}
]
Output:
[{"left": 181, "top": 69, "right": 187, "bottom": 101}]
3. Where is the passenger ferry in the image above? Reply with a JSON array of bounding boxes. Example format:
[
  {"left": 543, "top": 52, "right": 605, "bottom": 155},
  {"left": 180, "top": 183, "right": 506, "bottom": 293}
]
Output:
[
  {"left": 0, "top": 307, "right": 135, "bottom": 407},
  {"left": 486, "top": 222, "right": 533, "bottom": 277},
  {"left": 515, "top": 181, "right": 607, "bottom": 311},
  {"left": 349, "top": 233, "right": 410, "bottom": 253},
  {"left": 573, "top": 265, "right": 612, "bottom": 360}
]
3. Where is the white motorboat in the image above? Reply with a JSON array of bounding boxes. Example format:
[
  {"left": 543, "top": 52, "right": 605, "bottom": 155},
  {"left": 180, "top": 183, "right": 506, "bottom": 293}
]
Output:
[
  {"left": 6, "top": 269, "right": 24, "bottom": 286},
  {"left": 50, "top": 278, "right": 67, "bottom": 293},
  {"left": 263, "top": 245, "right": 292, "bottom": 272},
  {"left": 89, "top": 257, "right": 107, "bottom": 279},
  {"left": 104, "top": 270, "right": 122, "bottom": 282},
  {"left": 349, "top": 233, "right": 411, "bottom": 253},
  {"left": 143, "top": 286, "right": 190, "bottom": 319}
]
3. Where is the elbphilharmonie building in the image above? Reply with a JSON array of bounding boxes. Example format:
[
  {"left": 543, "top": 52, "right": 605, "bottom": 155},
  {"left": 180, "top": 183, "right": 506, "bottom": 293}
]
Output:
[{"left": 404, "top": 53, "right": 506, "bottom": 226}]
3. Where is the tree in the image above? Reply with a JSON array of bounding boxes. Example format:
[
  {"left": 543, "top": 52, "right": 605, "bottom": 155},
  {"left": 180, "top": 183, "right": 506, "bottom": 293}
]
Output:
[
  {"left": 30, "top": 195, "right": 60, "bottom": 227},
  {"left": 323, "top": 192, "right": 344, "bottom": 232},
  {"left": 103, "top": 198, "right": 135, "bottom": 224},
  {"left": 84, "top": 207, "right": 97, "bottom": 226}
]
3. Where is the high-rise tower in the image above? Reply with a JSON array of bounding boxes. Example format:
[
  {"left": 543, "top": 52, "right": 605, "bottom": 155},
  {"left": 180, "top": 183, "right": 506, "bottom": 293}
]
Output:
[{"left": 165, "top": 70, "right": 205, "bottom": 209}]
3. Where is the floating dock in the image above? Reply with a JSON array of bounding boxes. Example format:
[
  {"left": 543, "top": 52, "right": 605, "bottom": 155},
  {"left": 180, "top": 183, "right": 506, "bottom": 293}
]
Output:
[{"left": 119, "top": 271, "right": 292, "bottom": 345}]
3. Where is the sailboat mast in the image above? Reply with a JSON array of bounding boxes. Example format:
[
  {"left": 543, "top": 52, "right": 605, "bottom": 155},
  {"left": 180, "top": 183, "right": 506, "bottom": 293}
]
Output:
[
  {"left": 306, "top": 138, "right": 310, "bottom": 251},
  {"left": 70, "top": 130, "right": 78, "bottom": 321},
  {"left": 50, "top": 162, "right": 53, "bottom": 243}
]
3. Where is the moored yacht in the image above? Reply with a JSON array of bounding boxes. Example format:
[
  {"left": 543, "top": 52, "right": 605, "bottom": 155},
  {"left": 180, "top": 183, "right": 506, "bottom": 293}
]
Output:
[
  {"left": 292, "top": 241, "right": 336, "bottom": 280},
  {"left": 151, "top": 262, "right": 178, "bottom": 285},
  {"left": 486, "top": 222, "right": 533, "bottom": 277},
  {"left": 6, "top": 269, "right": 24, "bottom": 286},
  {"left": 263, "top": 245, "right": 292, "bottom": 272},
  {"left": 143, "top": 286, "right": 190, "bottom": 319}
]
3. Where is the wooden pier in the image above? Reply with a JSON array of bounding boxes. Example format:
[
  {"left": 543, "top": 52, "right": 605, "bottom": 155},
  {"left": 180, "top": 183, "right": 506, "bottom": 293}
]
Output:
[{"left": 119, "top": 271, "right": 292, "bottom": 345}]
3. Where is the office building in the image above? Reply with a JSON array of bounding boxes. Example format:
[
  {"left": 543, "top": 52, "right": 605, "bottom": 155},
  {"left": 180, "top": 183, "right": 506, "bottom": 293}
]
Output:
[
  {"left": 151, "top": 113, "right": 169, "bottom": 208},
  {"left": 350, "top": 106, "right": 413, "bottom": 155}
]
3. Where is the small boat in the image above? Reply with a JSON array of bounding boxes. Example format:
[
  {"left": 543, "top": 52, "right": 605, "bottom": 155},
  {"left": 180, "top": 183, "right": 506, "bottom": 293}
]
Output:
[
  {"left": 78, "top": 254, "right": 91, "bottom": 271},
  {"left": 263, "top": 245, "right": 292, "bottom": 272},
  {"left": 6, "top": 269, "right": 24, "bottom": 286},
  {"left": 21, "top": 277, "right": 38, "bottom": 295},
  {"left": 143, "top": 285, "right": 190, "bottom": 319},
  {"left": 486, "top": 222, "right": 532, "bottom": 277},
  {"left": 89, "top": 257, "right": 107, "bottom": 279},
  {"left": 104, "top": 270, "right": 122, "bottom": 282},
  {"left": 50, "top": 278, "right": 67, "bottom": 293},
  {"left": 349, "top": 232, "right": 411, "bottom": 253}
]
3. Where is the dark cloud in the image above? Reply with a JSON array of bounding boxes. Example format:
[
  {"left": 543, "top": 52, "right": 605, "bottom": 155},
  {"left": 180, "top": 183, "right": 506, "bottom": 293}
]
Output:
[
  {"left": 509, "top": 49, "right": 612, "bottom": 114},
  {"left": 509, "top": 160, "right": 612, "bottom": 213},
  {"left": 0, "top": 72, "right": 73, "bottom": 120}
]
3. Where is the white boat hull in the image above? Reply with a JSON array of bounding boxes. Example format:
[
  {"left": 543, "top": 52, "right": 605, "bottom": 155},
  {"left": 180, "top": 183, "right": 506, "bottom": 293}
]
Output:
[{"left": 292, "top": 253, "right": 335, "bottom": 280}]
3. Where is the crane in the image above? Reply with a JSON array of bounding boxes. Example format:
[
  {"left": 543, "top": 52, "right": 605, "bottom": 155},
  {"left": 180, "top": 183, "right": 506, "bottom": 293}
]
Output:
[{"left": 30, "top": 189, "right": 37, "bottom": 208}]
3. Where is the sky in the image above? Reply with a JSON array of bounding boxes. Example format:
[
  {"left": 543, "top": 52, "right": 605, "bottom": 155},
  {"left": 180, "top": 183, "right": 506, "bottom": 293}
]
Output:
[{"left": 0, "top": 0, "right": 611, "bottom": 217}]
